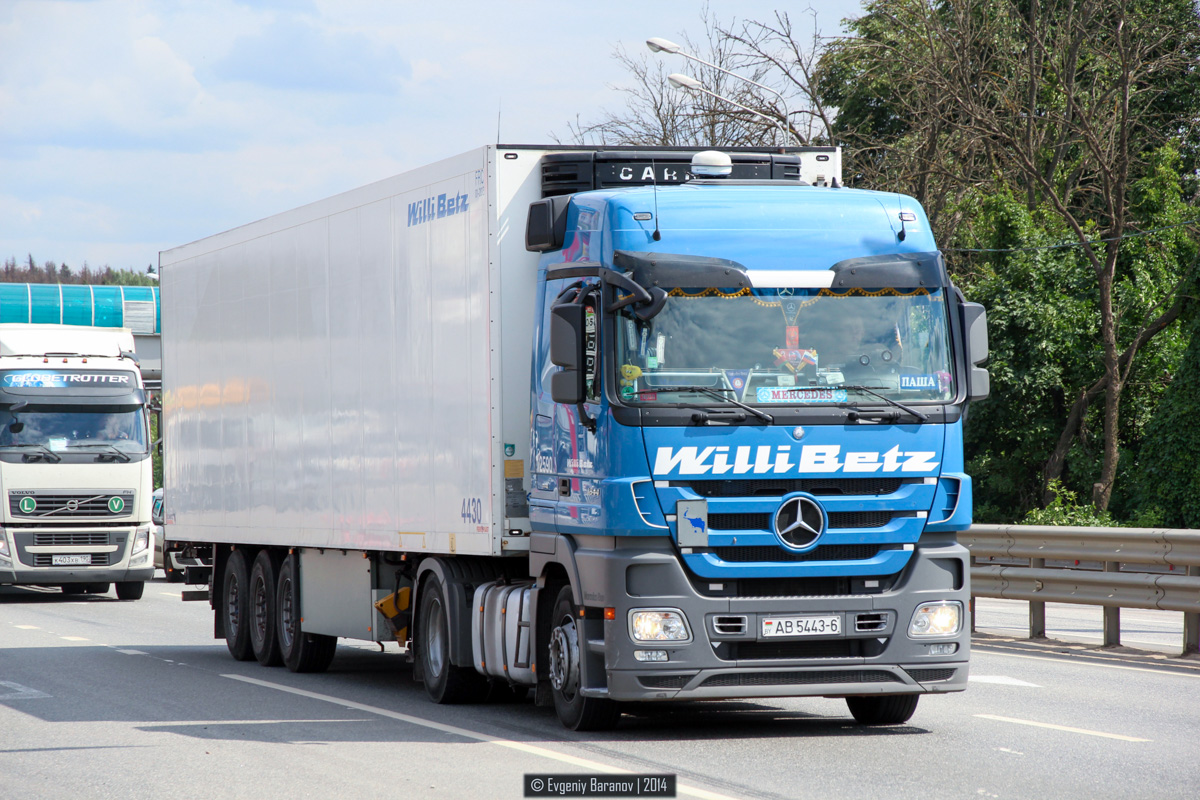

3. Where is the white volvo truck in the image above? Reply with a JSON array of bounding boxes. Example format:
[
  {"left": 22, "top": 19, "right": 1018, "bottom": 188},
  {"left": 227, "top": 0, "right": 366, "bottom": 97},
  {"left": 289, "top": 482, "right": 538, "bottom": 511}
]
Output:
[{"left": 0, "top": 324, "right": 155, "bottom": 599}]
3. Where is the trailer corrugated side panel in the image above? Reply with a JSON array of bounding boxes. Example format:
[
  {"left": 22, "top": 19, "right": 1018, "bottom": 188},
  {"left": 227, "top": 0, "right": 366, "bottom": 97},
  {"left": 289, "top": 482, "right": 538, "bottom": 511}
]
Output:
[{"left": 161, "top": 147, "right": 544, "bottom": 556}]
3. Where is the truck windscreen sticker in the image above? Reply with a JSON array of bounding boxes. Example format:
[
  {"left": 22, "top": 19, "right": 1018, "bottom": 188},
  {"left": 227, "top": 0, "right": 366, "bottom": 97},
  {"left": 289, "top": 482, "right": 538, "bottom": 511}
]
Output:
[
  {"left": 756, "top": 387, "right": 848, "bottom": 404},
  {"left": 407, "top": 191, "right": 469, "bottom": 227},
  {"left": 1, "top": 371, "right": 134, "bottom": 388},
  {"left": 653, "top": 445, "right": 939, "bottom": 475}
]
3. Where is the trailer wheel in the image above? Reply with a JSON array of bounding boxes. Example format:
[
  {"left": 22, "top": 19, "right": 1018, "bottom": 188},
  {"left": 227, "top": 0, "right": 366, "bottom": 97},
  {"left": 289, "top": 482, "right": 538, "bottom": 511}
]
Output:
[
  {"left": 846, "top": 694, "right": 919, "bottom": 725},
  {"left": 249, "top": 551, "right": 283, "bottom": 666},
  {"left": 276, "top": 554, "right": 337, "bottom": 673},
  {"left": 222, "top": 550, "right": 254, "bottom": 661},
  {"left": 547, "top": 585, "right": 621, "bottom": 731},
  {"left": 115, "top": 581, "right": 144, "bottom": 600},
  {"left": 417, "top": 573, "right": 488, "bottom": 704}
]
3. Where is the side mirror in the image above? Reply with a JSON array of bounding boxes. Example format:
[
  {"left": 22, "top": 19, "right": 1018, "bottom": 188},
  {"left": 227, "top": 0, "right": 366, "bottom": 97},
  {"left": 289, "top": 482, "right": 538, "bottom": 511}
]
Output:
[
  {"left": 962, "top": 302, "right": 990, "bottom": 402},
  {"left": 549, "top": 304, "right": 586, "bottom": 404}
]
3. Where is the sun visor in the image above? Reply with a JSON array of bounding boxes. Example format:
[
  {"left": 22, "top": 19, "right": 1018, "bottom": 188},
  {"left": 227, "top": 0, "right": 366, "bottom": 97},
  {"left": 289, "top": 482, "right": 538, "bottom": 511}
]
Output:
[
  {"left": 612, "top": 250, "right": 751, "bottom": 290},
  {"left": 827, "top": 252, "right": 949, "bottom": 288},
  {"left": 0, "top": 369, "right": 145, "bottom": 406}
]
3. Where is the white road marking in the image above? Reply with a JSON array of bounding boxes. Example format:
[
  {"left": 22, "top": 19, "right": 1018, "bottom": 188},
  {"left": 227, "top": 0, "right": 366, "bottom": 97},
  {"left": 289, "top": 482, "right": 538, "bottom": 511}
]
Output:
[
  {"left": 116, "top": 649, "right": 148, "bottom": 656},
  {"left": 981, "top": 648, "right": 1200, "bottom": 679},
  {"left": 159, "top": 592, "right": 181, "bottom": 598},
  {"left": 0, "top": 681, "right": 50, "bottom": 700},
  {"left": 60, "top": 636, "right": 89, "bottom": 642},
  {"left": 969, "top": 675, "right": 1041, "bottom": 687},
  {"left": 225, "top": 674, "right": 743, "bottom": 800},
  {"left": 975, "top": 714, "right": 1150, "bottom": 742},
  {"left": 996, "top": 748, "right": 1024, "bottom": 756},
  {"left": 15, "top": 625, "right": 39, "bottom": 630}
]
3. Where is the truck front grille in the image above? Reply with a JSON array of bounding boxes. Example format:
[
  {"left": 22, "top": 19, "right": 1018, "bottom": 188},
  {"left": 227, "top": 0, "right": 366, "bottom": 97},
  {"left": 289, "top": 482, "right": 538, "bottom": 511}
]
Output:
[
  {"left": 10, "top": 492, "right": 135, "bottom": 519},
  {"left": 33, "top": 553, "right": 113, "bottom": 567},
  {"left": 33, "top": 532, "right": 111, "bottom": 546},
  {"left": 711, "top": 545, "right": 879, "bottom": 563},
  {"left": 637, "top": 675, "right": 694, "bottom": 689},
  {"left": 731, "top": 640, "right": 859, "bottom": 660},
  {"left": 700, "top": 670, "right": 900, "bottom": 688},
  {"left": 905, "top": 668, "right": 958, "bottom": 683},
  {"left": 708, "top": 512, "right": 893, "bottom": 531},
  {"left": 683, "top": 477, "right": 906, "bottom": 497}
]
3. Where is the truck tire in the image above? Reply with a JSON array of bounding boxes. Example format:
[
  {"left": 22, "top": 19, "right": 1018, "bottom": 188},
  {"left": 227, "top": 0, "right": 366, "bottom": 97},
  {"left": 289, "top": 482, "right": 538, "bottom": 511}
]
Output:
[
  {"left": 222, "top": 550, "right": 254, "bottom": 661},
  {"left": 275, "top": 554, "right": 337, "bottom": 673},
  {"left": 115, "top": 581, "right": 144, "bottom": 600},
  {"left": 547, "top": 585, "right": 621, "bottom": 731},
  {"left": 846, "top": 694, "right": 919, "bottom": 725},
  {"left": 249, "top": 551, "right": 283, "bottom": 666},
  {"left": 417, "top": 573, "right": 488, "bottom": 704}
]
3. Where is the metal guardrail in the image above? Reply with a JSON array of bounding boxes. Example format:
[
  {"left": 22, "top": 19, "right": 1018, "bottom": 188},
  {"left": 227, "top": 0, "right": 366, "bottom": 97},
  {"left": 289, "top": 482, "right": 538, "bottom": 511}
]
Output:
[{"left": 962, "top": 524, "right": 1200, "bottom": 655}]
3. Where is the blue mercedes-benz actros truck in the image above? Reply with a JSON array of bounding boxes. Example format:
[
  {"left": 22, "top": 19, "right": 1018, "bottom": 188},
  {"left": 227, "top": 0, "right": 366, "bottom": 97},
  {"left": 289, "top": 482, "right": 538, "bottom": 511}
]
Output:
[
  {"left": 162, "top": 145, "right": 988, "bottom": 732},
  {"left": 525, "top": 147, "right": 988, "bottom": 729}
]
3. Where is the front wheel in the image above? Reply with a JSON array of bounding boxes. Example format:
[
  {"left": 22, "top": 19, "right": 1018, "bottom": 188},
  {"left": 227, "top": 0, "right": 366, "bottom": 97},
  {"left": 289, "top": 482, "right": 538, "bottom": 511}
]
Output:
[
  {"left": 115, "top": 581, "right": 144, "bottom": 600},
  {"left": 846, "top": 694, "right": 919, "bottom": 725},
  {"left": 547, "top": 585, "right": 620, "bottom": 731}
]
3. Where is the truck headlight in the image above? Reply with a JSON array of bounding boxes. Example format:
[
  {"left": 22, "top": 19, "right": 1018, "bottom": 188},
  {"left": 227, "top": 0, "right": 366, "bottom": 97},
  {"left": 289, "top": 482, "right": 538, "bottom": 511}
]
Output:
[
  {"left": 629, "top": 609, "right": 691, "bottom": 643},
  {"left": 132, "top": 525, "right": 151, "bottom": 556},
  {"left": 908, "top": 601, "right": 962, "bottom": 637}
]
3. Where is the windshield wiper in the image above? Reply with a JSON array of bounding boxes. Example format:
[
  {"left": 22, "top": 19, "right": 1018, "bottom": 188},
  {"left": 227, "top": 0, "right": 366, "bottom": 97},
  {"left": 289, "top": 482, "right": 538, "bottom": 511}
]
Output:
[
  {"left": 636, "top": 385, "right": 774, "bottom": 424},
  {"left": 0, "top": 444, "right": 62, "bottom": 462},
  {"left": 66, "top": 443, "right": 133, "bottom": 462},
  {"left": 840, "top": 385, "right": 930, "bottom": 423}
]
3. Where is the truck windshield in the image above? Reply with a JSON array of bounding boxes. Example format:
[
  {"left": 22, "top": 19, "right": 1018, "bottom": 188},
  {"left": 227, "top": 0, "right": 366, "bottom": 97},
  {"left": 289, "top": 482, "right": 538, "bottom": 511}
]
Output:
[
  {"left": 616, "top": 287, "right": 955, "bottom": 406},
  {"left": 0, "top": 406, "right": 148, "bottom": 453}
]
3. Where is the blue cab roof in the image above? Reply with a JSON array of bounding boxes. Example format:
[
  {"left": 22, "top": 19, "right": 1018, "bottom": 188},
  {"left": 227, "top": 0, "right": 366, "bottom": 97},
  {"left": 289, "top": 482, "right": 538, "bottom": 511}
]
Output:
[{"left": 561, "top": 183, "right": 937, "bottom": 272}]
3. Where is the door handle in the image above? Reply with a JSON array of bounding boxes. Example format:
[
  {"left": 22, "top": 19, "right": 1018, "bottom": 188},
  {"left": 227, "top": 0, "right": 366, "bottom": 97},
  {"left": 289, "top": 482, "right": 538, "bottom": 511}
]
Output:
[{"left": 558, "top": 478, "right": 571, "bottom": 497}]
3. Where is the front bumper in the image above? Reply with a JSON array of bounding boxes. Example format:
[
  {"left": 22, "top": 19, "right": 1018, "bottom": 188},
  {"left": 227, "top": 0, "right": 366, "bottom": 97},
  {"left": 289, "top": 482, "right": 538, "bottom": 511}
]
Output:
[
  {"left": 0, "top": 565, "right": 154, "bottom": 584},
  {"left": 548, "top": 534, "right": 971, "bottom": 703}
]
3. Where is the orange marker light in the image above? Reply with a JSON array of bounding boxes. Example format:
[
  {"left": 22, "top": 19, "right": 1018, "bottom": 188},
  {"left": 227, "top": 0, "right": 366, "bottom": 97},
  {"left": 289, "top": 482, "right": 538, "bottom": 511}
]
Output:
[{"left": 604, "top": 607, "right": 616, "bottom": 621}]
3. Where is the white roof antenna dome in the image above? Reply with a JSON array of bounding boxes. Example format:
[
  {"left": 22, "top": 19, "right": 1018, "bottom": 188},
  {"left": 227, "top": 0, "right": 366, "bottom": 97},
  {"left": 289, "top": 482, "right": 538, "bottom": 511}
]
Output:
[{"left": 690, "top": 150, "right": 733, "bottom": 178}]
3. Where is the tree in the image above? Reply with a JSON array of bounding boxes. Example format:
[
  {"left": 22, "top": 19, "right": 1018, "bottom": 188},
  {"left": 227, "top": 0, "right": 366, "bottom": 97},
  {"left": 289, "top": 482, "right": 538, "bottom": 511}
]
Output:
[
  {"left": 816, "top": 0, "right": 1200, "bottom": 511},
  {"left": 557, "top": 9, "right": 795, "bottom": 148}
]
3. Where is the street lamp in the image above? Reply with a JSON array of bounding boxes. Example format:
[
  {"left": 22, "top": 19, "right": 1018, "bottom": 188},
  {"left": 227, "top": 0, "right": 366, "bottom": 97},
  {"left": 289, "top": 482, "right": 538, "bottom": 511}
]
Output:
[
  {"left": 648, "top": 36, "right": 796, "bottom": 146},
  {"left": 667, "top": 73, "right": 791, "bottom": 148}
]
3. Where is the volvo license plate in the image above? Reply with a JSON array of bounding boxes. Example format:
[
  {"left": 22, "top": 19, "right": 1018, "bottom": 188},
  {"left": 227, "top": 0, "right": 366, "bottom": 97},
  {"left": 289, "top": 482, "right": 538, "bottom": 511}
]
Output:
[
  {"left": 761, "top": 614, "right": 841, "bottom": 637},
  {"left": 52, "top": 554, "right": 92, "bottom": 566}
]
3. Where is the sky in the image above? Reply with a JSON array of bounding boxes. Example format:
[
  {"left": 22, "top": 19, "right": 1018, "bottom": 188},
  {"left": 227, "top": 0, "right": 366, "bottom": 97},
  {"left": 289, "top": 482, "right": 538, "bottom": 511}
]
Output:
[{"left": 0, "top": 1, "right": 863, "bottom": 272}]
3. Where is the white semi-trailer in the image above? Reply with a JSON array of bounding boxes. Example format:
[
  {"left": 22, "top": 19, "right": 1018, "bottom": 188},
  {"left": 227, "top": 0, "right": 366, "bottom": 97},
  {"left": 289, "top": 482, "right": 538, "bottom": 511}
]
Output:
[
  {"left": 0, "top": 324, "right": 155, "bottom": 599},
  {"left": 161, "top": 145, "right": 984, "bottom": 730}
]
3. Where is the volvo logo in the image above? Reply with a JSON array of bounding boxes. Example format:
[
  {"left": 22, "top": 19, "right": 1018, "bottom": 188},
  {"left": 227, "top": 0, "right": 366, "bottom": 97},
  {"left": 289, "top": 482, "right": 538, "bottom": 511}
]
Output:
[{"left": 773, "top": 494, "right": 826, "bottom": 551}]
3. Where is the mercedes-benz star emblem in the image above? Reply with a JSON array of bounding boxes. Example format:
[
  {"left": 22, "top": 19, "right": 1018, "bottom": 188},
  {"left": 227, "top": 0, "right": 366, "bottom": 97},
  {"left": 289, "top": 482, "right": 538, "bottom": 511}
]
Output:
[{"left": 774, "top": 494, "right": 826, "bottom": 551}]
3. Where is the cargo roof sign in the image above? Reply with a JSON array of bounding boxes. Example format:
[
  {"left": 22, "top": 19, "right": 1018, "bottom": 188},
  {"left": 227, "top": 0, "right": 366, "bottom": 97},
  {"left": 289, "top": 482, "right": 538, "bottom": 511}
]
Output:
[{"left": 1, "top": 370, "right": 135, "bottom": 389}]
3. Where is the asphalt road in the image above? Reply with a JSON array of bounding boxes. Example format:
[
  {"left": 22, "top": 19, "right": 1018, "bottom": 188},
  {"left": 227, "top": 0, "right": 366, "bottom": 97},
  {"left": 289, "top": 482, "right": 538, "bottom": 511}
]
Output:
[{"left": 2, "top": 579, "right": 1198, "bottom": 800}]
